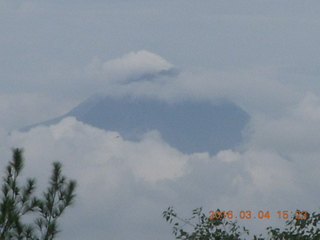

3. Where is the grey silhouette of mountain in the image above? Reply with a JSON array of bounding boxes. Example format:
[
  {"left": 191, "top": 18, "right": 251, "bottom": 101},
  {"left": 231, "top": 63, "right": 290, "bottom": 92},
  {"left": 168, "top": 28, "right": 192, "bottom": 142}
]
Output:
[{"left": 22, "top": 95, "right": 250, "bottom": 155}]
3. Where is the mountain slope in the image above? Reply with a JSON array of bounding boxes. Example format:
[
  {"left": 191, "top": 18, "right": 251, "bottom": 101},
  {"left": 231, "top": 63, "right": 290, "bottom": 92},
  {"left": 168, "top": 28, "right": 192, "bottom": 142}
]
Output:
[{"left": 22, "top": 95, "right": 250, "bottom": 155}]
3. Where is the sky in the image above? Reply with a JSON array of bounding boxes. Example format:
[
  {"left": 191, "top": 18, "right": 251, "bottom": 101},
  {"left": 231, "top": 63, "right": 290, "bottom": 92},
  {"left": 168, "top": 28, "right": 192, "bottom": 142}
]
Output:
[{"left": 1, "top": 1, "right": 320, "bottom": 239}]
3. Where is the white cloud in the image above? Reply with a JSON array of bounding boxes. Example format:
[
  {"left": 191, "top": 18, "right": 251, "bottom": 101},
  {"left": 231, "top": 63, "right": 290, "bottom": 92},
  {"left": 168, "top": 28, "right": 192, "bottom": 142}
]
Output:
[
  {"left": 95, "top": 65, "right": 302, "bottom": 117},
  {"left": 293, "top": 91, "right": 320, "bottom": 121},
  {"left": 1, "top": 114, "right": 319, "bottom": 239},
  {"left": 244, "top": 150, "right": 297, "bottom": 194},
  {"left": 244, "top": 91, "right": 320, "bottom": 155},
  {"left": 217, "top": 149, "right": 241, "bottom": 163},
  {"left": 8, "top": 117, "right": 189, "bottom": 185},
  {"left": 85, "top": 50, "right": 175, "bottom": 84}
]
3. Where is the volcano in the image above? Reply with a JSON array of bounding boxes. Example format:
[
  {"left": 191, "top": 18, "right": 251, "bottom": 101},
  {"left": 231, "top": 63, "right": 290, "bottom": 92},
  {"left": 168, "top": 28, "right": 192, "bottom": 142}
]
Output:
[{"left": 22, "top": 94, "right": 249, "bottom": 155}]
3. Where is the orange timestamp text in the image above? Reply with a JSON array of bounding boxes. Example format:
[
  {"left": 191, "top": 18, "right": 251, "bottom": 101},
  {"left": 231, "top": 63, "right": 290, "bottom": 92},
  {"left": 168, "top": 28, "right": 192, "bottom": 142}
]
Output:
[{"left": 208, "top": 210, "right": 309, "bottom": 220}]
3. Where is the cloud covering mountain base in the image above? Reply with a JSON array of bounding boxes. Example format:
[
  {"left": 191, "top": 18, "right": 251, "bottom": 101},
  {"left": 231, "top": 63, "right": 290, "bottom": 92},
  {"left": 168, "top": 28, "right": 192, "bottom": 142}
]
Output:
[{"left": 2, "top": 111, "right": 319, "bottom": 239}]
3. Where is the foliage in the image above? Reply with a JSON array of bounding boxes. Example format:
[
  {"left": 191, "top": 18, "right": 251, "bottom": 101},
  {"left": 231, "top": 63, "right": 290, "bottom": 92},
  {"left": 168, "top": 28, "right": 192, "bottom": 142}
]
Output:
[
  {"left": 266, "top": 210, "right": 320, "bottom": 240},
  {"left": 0, "top": 148, "right": 77, "bottom": 240},
  {"left": 163, "top": 207, "right": 320, "bottom": 240},
  {"left": 163, "top": 207, "right": 249, "bottom": 240}
]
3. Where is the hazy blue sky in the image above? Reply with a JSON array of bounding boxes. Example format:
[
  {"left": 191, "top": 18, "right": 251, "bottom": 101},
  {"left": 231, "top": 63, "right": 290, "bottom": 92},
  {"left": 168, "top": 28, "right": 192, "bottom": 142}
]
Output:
[{"left": 1, "top": 1, "right": 320, "bottom": 239}]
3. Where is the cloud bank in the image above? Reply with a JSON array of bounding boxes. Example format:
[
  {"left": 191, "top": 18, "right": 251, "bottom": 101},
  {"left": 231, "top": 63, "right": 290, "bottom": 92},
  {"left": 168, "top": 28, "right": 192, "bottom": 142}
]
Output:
[{"left": 1, "top": 108, "right": 319, "bottom": 239}]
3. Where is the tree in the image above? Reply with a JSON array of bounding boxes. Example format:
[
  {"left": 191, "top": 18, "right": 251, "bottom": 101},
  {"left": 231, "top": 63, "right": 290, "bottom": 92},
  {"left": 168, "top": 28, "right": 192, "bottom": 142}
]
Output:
[
  {"left": 0, "top": 148, "right": 77, "bottom": 240},
  {"left": 163, "top": 207, "right": 320, "bottom": 240},
  {"left": 266, "top": 210, "right": 320, "bottom": 240}
]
